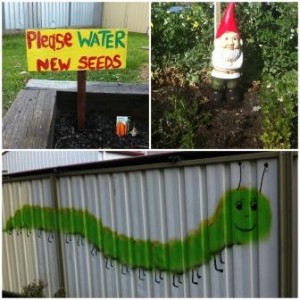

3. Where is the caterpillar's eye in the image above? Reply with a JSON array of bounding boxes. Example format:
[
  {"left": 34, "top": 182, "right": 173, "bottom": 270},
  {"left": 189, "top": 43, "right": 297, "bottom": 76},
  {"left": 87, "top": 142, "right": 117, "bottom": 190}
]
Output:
[
  {"left": 250, "top": 201, "right": 258, "bottom": 211},
  {"left": 235, "top": 201, "right": 243, "bottom": 210}
]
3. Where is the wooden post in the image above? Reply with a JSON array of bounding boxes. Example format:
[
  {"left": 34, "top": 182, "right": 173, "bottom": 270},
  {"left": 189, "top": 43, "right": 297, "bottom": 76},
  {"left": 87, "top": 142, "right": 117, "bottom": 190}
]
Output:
[
  {"left": 77, "top": 71, "right": 87, "bottom": 129},
  {"left": 214, "top": 2, "right": 222, "bottom": 37}
]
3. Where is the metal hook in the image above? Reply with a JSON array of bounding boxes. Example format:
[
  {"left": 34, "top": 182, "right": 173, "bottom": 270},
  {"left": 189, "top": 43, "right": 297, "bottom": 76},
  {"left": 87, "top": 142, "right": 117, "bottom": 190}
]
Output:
[
  {"left": 8, "top": 228, "right": 13, "bottom": 235},
  {"left": 27, "top": 229, "right": 32, "bottom": 238},
  {"left": 17, "top": 228, "right": 22, "bottom": 236}
]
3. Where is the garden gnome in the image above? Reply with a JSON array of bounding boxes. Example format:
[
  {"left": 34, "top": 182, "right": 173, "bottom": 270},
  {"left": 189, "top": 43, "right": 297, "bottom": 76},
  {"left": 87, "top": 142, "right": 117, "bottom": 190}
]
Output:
[{"left": 211, "top": 2, "right": 243, "bottom": 102}]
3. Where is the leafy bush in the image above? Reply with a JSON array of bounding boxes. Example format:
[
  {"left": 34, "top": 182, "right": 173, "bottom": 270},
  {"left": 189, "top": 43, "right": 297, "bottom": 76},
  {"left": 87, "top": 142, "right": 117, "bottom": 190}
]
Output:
[
  {"left": 22, "top": 280, "right": 67, "bottom": 298},
  {"left": 236, "top": 2, "right": 298, "bottom": 81},
  {"left": 22, "top": 280, "right": 47, "bottom": 297},
  {"left": 236, "top": 3, "right": 298, "bottom": 148},
  {"left": 260, "top": 70, "right": 297, "bottom": 148},
  {"left": 152, "top": 2, "right": 298, "bottom": 149},
  {"left": 151, "top": 2, "right": 213, "bottom": 85},
  {"left": 152, "top": 2, "right": 297, "bottom": 84},
  {"left": 152, "top": 95, "right": 200, "bottom": 148}
]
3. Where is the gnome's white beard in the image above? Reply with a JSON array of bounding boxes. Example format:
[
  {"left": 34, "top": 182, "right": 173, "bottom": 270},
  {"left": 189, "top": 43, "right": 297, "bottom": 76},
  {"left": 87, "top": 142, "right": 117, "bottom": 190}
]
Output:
[
  {"left": 211, "top": 46, "right": 243, "bottom": 79},
  {"left": 221, "top": 48, "right": 242, "bottom": 64}
]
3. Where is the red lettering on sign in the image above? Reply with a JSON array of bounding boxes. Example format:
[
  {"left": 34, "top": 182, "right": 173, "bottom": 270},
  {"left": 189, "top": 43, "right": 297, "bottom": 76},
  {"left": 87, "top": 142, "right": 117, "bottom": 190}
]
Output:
[
  {"left": 77, "top": 55, "right": 123, "bottom": 70},
  {"left": 113, "top": 54, "right": 122, "bottom": 69},
  {"left": 37, "top": 58, "right": 71, "bottom": 71},
  {"left": 27, "top": 30, "right": 73, "bottom": 51}
]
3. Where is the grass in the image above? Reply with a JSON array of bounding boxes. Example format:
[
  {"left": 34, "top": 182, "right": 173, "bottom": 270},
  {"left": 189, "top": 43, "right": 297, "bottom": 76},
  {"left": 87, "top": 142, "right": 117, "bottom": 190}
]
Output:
[{"left": 2, "top": 32, "right": 149, "bottom": 110}]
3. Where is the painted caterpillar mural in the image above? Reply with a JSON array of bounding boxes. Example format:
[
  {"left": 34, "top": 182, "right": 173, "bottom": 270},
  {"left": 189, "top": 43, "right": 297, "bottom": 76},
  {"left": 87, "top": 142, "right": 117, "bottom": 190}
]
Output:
[{"left": 4, "top": 186, "right": 272, "bottom": 286}]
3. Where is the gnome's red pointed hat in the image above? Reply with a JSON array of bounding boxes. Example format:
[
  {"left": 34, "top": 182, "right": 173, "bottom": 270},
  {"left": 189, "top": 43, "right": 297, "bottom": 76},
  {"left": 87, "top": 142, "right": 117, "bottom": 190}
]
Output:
[{"left": 216, "top": 3, "right": 240, "bottom": 38}]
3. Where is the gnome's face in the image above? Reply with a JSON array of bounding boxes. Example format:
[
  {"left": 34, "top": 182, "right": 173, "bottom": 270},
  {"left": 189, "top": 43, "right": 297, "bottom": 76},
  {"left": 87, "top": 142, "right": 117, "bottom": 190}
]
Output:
[{"left": 215, "top": 31, "right": 242, "bottom": 50}]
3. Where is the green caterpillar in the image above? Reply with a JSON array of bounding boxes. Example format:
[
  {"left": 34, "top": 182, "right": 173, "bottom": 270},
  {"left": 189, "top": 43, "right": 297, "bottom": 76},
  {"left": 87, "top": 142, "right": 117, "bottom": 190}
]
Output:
[{"left": 3, "top": 187, "right": 272, "bottom": 274}]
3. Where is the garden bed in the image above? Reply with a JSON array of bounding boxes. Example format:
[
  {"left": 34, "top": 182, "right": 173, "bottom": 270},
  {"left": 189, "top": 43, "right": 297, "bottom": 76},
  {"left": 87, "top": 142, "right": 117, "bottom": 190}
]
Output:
[
  {"left": 53, "top": 89, "right": 149, "bottom": 149},
  {"left": 152, "top": 84, "right": 264, "bottom": 149},
  {"left": 54, "top": 112, "right": 148, "bottom": 149},
  {"left": 3, "top": 80, "right": 149, "bottom": 149}
]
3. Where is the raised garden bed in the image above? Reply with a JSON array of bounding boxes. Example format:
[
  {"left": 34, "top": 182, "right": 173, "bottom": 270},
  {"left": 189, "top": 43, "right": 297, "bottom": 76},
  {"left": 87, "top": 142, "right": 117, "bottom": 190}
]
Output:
[{"left": 3, "top": 79, "right": 149, "bottom": 149}]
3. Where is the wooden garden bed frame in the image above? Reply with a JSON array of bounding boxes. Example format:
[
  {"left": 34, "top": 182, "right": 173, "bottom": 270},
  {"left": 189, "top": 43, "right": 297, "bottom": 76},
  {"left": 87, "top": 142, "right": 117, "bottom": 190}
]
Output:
[{"left": 2, "top": 79, "right": 149, "bottom": 149}]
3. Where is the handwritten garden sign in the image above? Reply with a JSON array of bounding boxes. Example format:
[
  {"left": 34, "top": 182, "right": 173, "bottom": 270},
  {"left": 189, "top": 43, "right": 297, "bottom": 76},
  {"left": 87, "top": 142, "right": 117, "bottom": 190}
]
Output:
[{"left": 26, "top": 29, "right": 128, "bottom": 72}]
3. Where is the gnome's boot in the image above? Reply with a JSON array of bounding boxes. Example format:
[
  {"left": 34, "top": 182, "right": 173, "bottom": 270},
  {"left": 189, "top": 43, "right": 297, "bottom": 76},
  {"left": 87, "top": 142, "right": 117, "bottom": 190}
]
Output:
[
  {"left": 226, "top": 88, "right": 240, "bottom": 102},
  {"left": 211, "top": 89, "right": 224, "bottom": 102}
]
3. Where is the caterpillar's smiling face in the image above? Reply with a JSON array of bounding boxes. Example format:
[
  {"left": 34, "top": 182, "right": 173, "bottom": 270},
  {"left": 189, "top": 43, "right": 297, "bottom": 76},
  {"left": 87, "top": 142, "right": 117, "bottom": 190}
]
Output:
[
  {"left": 233, "top": 196, "right": 258, "bottom": 233},
  {"left": 225, "top": 188, "right": 272, "bottom": 244}
]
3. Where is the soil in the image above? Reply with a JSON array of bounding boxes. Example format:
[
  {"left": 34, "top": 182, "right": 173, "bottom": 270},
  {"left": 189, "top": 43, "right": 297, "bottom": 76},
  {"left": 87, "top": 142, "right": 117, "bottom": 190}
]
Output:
[
  {"left": 152, "top": 84, "right": 264, "bottom": 149},
  {"left": 194, "top": 90, "right": 263, "bottom": 149},
  {"left": 53, "top": 64, "right": 150, "bottom": 149},
  {"left": 54, "top": 113, "right": 149, "bottom": 149}
]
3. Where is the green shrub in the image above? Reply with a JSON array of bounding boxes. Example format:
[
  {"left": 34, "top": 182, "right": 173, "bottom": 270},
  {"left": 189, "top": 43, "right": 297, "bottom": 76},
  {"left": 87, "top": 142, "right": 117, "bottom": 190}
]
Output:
[
  {"left": 152, "top": 2, "right": 297, "bottom": 83},
  {"left": 236, "top": 3, "right": 298, "bottom": 149},
  {"left": 22, "top": 280, "right": 47, "bottom": 297},
  {"left": 236, "top": 3, "right": 298, "bottom": 80},
  {"left": 152, "top": 95, "right": 200, "bottom": 148},
  {"left": 260, "top": 70, "right": 297, "bottom": 148},
  {"left": 151, "top": 2, "right": 213, "bottom": 84},
  {"left": 152, "top": 3, "right": 298, "bottom": 149}
]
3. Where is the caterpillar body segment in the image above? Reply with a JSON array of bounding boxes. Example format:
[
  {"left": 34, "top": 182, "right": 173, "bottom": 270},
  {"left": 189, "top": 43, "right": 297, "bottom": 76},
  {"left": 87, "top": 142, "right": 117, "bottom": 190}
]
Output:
[{"left": 3, "top": 187, "right": 272, "bottom": 273}]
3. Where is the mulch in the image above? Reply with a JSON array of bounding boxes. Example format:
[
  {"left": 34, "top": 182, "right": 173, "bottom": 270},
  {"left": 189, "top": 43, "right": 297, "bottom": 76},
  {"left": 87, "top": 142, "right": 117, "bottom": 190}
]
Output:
[{"left": 53, "top": 113, "right": 149, "bottom": 149}]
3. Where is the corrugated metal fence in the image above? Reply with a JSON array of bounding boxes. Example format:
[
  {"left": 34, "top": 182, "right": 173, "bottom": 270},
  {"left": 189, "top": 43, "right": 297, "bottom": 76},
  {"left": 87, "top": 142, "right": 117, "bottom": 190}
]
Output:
[
  {"left": 2, "top": 2, "right": 103, "bottom": 30},
  {"left": 2, "top": 151, "right": 139, "bottom": 174},
  {"left": 2, "top": 152, "right": 297, "bottom": 297}
]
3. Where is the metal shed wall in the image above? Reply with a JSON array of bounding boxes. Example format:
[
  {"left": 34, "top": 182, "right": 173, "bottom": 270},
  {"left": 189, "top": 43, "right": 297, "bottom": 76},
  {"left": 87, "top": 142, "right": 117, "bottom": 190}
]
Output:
[
  {"left": 102, "top": 3, "right": 149, "bottom": 33},
  {"left": 2, "top": 152, "right": 297, "bottom": 297},
  {"left": 3, "top": 2, "right": 102, "bottom": 30}
]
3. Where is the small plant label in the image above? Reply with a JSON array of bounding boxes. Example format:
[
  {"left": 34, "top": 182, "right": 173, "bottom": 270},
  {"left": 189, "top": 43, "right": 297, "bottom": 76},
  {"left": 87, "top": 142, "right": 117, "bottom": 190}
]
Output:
[
  {"left": 26, "top": 29, "right": 128, "bottom": 72},
  {"left": 116, "top": 116, "right": 131, "bottom": 136}
]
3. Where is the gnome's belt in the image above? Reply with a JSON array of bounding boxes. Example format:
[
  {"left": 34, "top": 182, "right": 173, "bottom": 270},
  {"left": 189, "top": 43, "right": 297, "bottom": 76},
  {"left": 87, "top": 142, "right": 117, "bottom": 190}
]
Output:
[{"left": 213, "top": 68, "right": 239, "bottom": 74}]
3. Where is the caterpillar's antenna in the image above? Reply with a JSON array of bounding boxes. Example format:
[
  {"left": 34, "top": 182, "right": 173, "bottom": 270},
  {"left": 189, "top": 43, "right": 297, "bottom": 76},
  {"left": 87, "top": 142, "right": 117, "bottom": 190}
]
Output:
[
  {"left": 237, "top": 161, "right": 242, "bottom": 190},
  {"left": 259, "top": 163, "right": 269, "bottom": 192}
]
